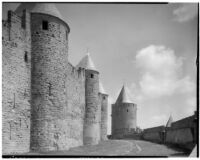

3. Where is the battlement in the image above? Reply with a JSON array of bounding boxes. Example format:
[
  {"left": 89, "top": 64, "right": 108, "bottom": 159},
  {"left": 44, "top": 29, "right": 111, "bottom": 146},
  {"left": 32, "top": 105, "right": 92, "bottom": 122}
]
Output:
[
  {"left": 3, "top": 10, "right": 30, "bottom": 42},
  {"left": 68, "top": 62, "right": 85, "bottom": 80}
]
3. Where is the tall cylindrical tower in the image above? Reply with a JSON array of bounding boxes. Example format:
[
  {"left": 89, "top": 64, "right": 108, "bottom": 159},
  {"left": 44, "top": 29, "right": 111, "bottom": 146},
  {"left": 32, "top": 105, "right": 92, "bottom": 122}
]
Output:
[
  {"left": 84, "top": 69, "right": 100, "bottom": 145},
  {"left": 111, "top": 85, "right": 137, "bottom": 138},
  {"left": 120, "top": 103, "right": 137, "bottom": 133},
  {"left": 76, "top": 54, "right": 100, "bottom": 145},
  {"left": 27, "top": 3, "right": 70, "bottom": 151}
]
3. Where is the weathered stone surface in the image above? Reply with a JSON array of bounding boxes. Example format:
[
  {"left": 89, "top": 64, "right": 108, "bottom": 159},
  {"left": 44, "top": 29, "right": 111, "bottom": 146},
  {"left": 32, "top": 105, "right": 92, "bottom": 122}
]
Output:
[
  {"left": 112, "top": 102, "right": 137, "bottom": 138},
  {"left": 2, "top": 10, "right": 31, "bottom": 154},
  {"left": 99, "top": 93, "right": 108, "bottom": 141},
  {"left": 83, "top": 70, "right": 100, "bottom": 145},
  {"left": 2, "top": 5, "right": 107, "bottom": 154}
]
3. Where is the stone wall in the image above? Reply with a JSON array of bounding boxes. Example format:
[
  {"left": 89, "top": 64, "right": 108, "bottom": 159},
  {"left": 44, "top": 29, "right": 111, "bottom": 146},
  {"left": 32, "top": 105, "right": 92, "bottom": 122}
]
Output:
[
  {"left": 65, "top": 63, "right": 85, "bottom": 148},
  {"left": 142, "top": 113, "right": 197, "bottom": 150},
  {"left": 165, "top": 114, "right": 196, "bottom": 150},
  {"left": 83, "top": 70, "right": 100, "bottom": 145},
  {"left": 2, "top": 10, "right": 31, "bottom": 154},
  {"left": 142, "top": 126, "right": 165, "bottom": 143},
  {"left": 100, "top": 93, "right": 108, "bottom": 141}
]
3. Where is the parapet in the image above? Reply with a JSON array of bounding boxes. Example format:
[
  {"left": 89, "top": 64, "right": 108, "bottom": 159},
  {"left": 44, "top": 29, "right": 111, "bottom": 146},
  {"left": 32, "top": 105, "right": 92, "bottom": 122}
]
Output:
[
  {"left": 143, "top": 125, "right": 165, "bottom": 133},
  {"left": 169, "top": 115, "right": 195, "bottom": 130},
  {"left": 67, "top": 62, "right": 85, "bottom": 80},
  {"left": 3, "top": 10, "right": 30, "bottom": 41}
]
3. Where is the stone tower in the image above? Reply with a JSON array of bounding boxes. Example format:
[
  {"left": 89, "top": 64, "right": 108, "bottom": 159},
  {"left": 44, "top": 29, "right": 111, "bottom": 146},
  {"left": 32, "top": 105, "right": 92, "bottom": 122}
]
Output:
[
  {"left": 15, "top": 3, "right": 70, "bottom": 151},
  {"left": 112, "top": 85, "right": 137, "bottom": 138},
  {"left": 99, "top": 82, "right": 108, "bottom": 140},
  {"left": 77, "top": 53, "right": 101, "bottom": 145}
]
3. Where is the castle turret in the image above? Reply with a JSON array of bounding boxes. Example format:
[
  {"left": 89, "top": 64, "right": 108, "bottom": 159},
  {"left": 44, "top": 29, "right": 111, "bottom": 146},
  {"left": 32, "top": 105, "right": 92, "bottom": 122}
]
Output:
[
  {"left": 77, "top": 53, "right": 100, "bottom": 145},
  {"left": 99, "top": 82, "right": 108, "bottom": 141},
  {"left": 112, "top": 85, "right": 137, "bottom": 138},
  {"left": 15, "top": 3, "right": 70, "bottom": 152}
]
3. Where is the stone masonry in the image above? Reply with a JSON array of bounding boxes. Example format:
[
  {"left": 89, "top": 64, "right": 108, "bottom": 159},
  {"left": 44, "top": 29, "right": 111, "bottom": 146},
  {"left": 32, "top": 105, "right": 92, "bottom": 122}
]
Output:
[{"left": 2, "top": 3, "right": 108, "bottom": 154}]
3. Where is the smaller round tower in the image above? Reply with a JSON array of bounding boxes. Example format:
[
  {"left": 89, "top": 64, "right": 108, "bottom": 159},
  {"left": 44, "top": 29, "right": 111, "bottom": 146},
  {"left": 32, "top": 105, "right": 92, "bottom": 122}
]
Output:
[
  {"left": 77, "top": 53, "right": 101, "bottom": 145},
  {"left": 99, "top": 82, "right": 108, "bottom": 141},
  {"left": 112, "top": 85, "right": 137, "bottom": 138}
]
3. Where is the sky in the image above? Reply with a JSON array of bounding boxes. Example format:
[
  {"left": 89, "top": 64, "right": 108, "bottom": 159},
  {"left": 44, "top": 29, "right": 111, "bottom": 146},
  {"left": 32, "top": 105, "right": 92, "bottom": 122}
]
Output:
[{"left": 3, "top": 2, "right": 198, "bottom": 134}]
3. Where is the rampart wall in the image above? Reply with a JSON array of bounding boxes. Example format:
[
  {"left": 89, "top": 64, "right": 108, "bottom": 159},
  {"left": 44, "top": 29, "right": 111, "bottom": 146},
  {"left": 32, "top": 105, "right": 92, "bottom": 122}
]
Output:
[
  {"left": 142, "top": 126, "right": 165, "bottom": 143},
  {"left": 65, "top": 63, "right": 85, "bottom": 148},
  {"left": 142, "top": 113, "right": 197, "bottom": 150},
  {"left": 2, "top": 10, "right": 31, "bottom": 154}
]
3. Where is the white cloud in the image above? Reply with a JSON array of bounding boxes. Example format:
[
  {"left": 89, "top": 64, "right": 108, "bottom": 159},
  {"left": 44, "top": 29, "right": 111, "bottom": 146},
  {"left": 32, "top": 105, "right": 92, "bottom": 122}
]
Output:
[
  {"left": 173, "top": 3, "right": 197, "bottom": 22},
  {"left": 135, "top": 45, "right": 195, "bottom": 98},
  {"left": 186, "top": 96, "right": 196, "bottom": 107}
]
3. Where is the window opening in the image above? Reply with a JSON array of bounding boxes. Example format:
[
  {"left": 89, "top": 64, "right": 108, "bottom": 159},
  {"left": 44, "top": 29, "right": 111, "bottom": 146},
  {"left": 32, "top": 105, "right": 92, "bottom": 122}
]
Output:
[
  {"left": 24, "top": 51, "right": 28, "bottom": 62},
  {"left": 42, "top": 20, "right": 48, "bottom": 30}
]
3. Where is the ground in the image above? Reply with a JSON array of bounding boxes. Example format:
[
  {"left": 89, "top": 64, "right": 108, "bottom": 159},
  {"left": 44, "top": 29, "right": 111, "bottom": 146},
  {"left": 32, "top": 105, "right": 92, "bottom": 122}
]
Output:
[{"left": 19, "top": 140, "right": 190, "bottom": 157}]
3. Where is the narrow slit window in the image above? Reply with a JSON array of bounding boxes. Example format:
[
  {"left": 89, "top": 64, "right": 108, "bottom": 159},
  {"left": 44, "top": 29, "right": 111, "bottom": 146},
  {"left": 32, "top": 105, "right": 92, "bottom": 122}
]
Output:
[
  {"left": 24, "top": 51, "right": 28, "bottom": 62},
  {"left": 42, "top": 21, "right": 48, "bottom": 30}
]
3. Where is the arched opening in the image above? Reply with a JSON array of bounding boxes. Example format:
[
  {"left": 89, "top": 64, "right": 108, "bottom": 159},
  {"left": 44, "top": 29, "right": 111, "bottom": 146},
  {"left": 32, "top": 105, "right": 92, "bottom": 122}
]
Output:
[{"left": 91, "top": 74, "right": 94, "bottom": 78}]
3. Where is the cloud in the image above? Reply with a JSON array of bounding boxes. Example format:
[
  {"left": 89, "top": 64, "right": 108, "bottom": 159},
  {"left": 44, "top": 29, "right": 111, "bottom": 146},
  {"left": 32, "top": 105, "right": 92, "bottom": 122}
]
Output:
[
  {"left": 135, "top": 45, "right": 195, "bottom": 98},
  {"left": 173, "top": 3, "right": 197, "bottom": 22}
]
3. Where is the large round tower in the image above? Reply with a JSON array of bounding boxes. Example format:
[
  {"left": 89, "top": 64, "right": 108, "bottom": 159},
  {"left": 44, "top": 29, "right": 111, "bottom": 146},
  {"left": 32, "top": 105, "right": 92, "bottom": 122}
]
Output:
[
  {"left": 112, "top": 85, "right": 137, "bottom": 138},
  {"left": 16, "top": 3, "right": 70, "bottom": 151},
  {"left": 77, "top": 53, "right": 100, "bottom": 145}
]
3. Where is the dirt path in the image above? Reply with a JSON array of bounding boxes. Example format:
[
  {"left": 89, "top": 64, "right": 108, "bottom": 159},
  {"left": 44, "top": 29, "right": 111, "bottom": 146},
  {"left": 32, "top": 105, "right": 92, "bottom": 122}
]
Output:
[{"left": 21, "top": 140, "right": 189, "bottom": 157}]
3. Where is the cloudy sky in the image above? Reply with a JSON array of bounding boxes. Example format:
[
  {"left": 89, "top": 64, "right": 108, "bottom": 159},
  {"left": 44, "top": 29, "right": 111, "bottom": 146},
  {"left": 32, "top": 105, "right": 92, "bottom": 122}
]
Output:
[{"left": 3, "top": 3, "right": 198, "bottom": 134}]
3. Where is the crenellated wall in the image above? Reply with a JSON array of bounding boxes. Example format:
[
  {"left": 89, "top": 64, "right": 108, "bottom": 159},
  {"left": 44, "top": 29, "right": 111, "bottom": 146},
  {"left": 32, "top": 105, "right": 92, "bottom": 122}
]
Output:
[{"left": 2, "top": 10, "right": 31, "bottom": 154}]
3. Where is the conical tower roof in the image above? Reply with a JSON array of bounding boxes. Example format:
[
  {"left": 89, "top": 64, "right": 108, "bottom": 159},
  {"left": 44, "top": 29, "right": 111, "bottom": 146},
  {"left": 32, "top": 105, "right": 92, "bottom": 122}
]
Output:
[
  {"left": 15, "top": 3, "right": 66, "bottom": 24},
  {"left": 166, "top": 115, "right": 173, "bottom": 127},
  {"left": 99, "top": 81, "right": 107, "bottom": 95},
  {"left": 76, "top": 53, "right": 97, "bottom": 71},
  {"left": 115, "top": 85, "right": 133, "bottom": 104}
]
